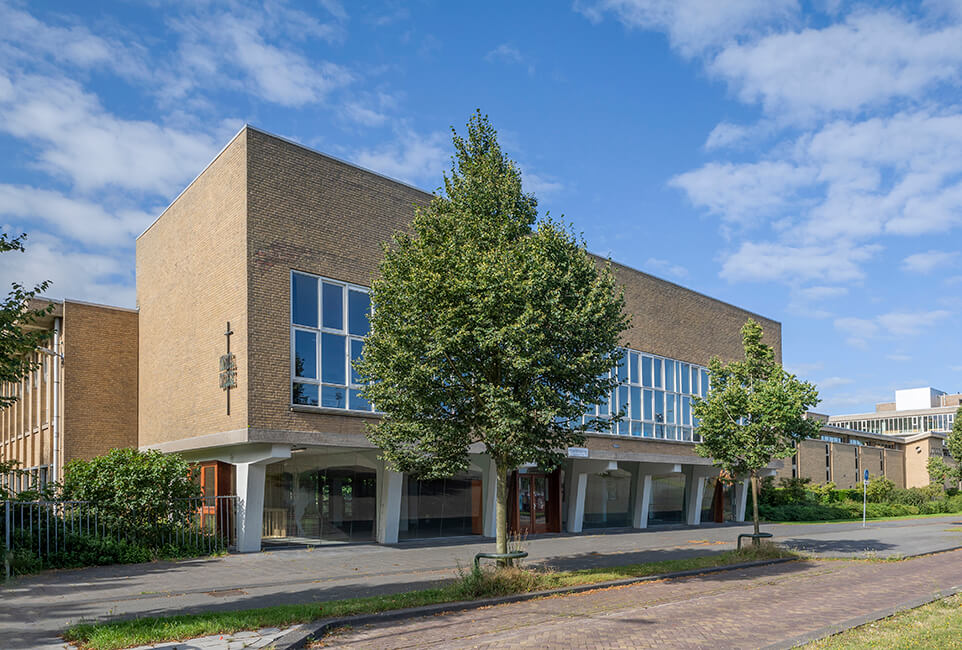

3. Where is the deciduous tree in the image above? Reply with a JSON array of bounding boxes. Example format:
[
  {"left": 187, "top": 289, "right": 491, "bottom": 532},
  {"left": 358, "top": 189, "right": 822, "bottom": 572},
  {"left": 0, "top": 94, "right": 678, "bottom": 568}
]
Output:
[
  {"left": 356, "top": 112, "right": 628, "bottom": 556},
  {"left": 0, "top": 233, "right": 53, "bottom": 410},
  {"left": 692, "top": 319, "right": 820, "bottom": 536}
]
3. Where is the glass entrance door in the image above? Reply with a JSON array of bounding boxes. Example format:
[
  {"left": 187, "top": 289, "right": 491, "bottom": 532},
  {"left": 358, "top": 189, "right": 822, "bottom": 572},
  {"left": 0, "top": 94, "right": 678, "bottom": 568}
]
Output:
[{"left": 517, "top": 474, "right": 550, "bottom": 534}]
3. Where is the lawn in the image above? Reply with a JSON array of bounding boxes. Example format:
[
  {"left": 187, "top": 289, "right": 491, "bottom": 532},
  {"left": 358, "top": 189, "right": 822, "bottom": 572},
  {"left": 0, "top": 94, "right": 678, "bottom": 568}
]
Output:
[
  {"left": 806, "top": 592, "right": 962, "bottom": 649},
  {"left": 63, "top": 543, "right": 795, "bottom": 650}
]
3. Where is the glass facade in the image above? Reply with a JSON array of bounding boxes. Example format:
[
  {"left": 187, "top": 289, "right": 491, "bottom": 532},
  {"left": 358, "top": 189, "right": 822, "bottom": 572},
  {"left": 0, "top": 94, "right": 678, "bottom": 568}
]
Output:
[
  {"left": 291, "top": 271, "right": 373, "bottom": 412},
  {"left": 648, "top": 474, "right": 686, "bottom": 524},
  {"left": 263, "top": 451, "right": 377, "bottom": 543},
  {"left": 833, "top": 411, "right": 956, "bottom": 436},
  {"left": 582, "top": 469, "right": 632, "bottom": 529},
  {"left": 579, "top": 348, "right": 709, "bottom": 443},
  {"left": 399, "top": 472, "right": 483, "bottom": 539}
]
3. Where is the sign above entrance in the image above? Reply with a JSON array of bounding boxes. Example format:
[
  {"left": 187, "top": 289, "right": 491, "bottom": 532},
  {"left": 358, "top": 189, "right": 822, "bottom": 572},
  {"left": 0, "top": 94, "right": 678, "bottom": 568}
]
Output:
[{"left": 567, "top": 447, "right": 589, "bottom": 458}]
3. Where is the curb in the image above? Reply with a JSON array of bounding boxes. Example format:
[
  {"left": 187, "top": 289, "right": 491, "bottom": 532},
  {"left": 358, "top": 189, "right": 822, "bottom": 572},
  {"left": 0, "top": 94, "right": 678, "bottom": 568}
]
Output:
[{"left": 273, "top": 557, "right": 795, "bottom": 649}]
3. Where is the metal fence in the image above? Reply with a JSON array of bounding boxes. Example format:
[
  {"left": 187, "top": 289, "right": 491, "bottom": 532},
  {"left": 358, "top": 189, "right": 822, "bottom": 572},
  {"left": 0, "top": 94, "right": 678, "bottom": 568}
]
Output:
[{"left": 3, "top": 495, "right": 237, "bottom": 579}]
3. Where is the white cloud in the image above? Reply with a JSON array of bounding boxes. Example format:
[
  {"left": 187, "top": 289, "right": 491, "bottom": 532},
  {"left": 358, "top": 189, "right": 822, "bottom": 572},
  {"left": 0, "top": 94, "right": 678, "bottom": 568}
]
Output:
[
  {"left": 576, "top": 0, "right": 799, "bottom": 57},
  {"left": 834, "top": 309, "right": 951, "bottom": 347},
  {"left": 353, "top": 130, "right": 449, "bottom": 187},
  {"left": 0, "top": 73, "right": 236, "bottom": 195},
  {"left": 0, "top": 185, "right": 152, "bottom": 247},
  {"left": 341, "top": 102, "right": 389, "bottom": 127},
  {"left": 886, "top": 353, "right": 912, "bottom": 362},
  {"left": 720, "top": 241, "right": 879, "bottom": 284},
  {"left": 485, "top": 43, "right": 524, "bottom": 65},
  {"left": 523, "top": 171, "right": 564, "bottom": 196},
  {"left": 877, "top": 310, "right": 950, "bottom": 336},
  {"left": 797, "top": 286, "right": 848, "bottom": 300},
  {"left": 644, "top": 257, "right": 688, "bottom": 279},
  {"left": 0, "top": 3, "right": 146, "bottom": 79},
  {"left": 710, "top": 11, "right": 962, "bottom": 120},
  {"left": 0, "top": 233, "right": 135, "bottom": 307},
  {"left": 670, "top": 161, "right": 816, "bottom": 226},
  {"left": 834, "top": 316, "right": 878, "bottom": 347},
  {"left": 902, "top": 250, "right": 959, "bottom": 274},
  {"left": 704, "top": 122, "right": 752, "bottom": 150},
  {"left": 819, "top": 376, "right": 854, "bottom": 389}
]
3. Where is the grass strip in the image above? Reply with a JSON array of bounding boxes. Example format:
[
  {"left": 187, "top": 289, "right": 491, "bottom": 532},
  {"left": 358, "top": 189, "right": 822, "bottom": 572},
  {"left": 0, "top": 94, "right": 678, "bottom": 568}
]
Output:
[
  {"left": 805, "top": 591, "right": 962, "bottom": 649},
  {"left": 769, "top": 512, "right": 962, "bottom": 525},
  {"left": 63, "top": 543, "right": 795, "bottom": 650}
]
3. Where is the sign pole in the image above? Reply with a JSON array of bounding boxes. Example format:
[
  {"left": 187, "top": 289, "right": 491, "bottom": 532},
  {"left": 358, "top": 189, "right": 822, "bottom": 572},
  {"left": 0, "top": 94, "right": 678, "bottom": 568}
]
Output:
[{"left": 862, "top": 468, "right": 869, "bottom": 528}]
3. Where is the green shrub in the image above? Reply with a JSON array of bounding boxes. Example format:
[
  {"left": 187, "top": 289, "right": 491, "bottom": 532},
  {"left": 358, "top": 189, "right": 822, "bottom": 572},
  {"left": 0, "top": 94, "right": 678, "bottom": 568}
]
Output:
[
  {"left": 865, "top": 475, "right": 896, "bottom": 503},
  {"left": 60, "top": 448, "right": 200, "bottom": 535}
]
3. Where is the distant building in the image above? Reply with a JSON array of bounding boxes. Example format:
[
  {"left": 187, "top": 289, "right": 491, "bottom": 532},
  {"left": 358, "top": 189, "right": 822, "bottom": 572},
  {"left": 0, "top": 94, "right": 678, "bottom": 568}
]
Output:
[{"left": 775, "top": 390, "right": 961, "bottom": 490}]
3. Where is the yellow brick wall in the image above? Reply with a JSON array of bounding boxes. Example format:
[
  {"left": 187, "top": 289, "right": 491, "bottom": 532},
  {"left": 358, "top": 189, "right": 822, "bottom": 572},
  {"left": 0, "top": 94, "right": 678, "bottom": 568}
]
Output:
[
  {"left": 797, "top": 439, "right": 829, "bottom": 484},
  {"left": 136, "top": 130, "right": 249, "bottom": 446},
  {"left": 62, "top": 301, "right": 138, "bottom": 463},
  {"left": 831, "top": 443, "right": 858, "bottom": 489}
]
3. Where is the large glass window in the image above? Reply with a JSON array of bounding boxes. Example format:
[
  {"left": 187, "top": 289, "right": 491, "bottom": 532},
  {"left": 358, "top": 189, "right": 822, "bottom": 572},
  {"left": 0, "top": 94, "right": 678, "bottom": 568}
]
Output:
[
  {"left": 399, "top": 472, "right": 483, "bottom": 539},
  {"left": 291, "top": 271, "right": 374, "bottom": 412},
  {"left": 583, "top": 470, "right": 632, "bottom": 529}
]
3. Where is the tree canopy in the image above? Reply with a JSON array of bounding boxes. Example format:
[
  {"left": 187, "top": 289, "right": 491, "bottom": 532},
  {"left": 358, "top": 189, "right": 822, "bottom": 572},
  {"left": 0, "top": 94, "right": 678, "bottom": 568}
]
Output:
[
  {"left": 693, "top": 319, "right": 820, "bottom": 534},
  {"left": 356, "top": 111, "right": 628, "bottom": 553},
  {"left": 0, "top": 233, "right": 53, "bottom": 410}
]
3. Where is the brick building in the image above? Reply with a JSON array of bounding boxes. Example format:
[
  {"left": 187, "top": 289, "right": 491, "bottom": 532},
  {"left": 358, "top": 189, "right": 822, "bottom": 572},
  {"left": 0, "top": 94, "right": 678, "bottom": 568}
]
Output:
[{"left": 0, "top": 299, "right": 138, "bottom": 490}]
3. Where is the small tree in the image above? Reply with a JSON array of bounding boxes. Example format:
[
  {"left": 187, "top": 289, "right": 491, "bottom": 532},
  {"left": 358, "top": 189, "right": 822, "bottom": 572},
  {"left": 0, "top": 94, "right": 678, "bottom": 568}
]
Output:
[
  {"left": 693, "top": 319, "right": 820, "bottom": 536},
  {"left": 927, "top": 456, "right": 950, "bottom": 487},
  {"left": 357, "top": 112, "right": 628, "bottom": 556},
  {"left": 0, "top": 233, "right": 53, "bottom": 410}
]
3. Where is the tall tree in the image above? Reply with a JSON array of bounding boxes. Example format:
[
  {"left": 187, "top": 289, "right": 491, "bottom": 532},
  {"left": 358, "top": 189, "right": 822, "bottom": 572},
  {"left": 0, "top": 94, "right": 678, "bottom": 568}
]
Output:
[
  {"left": 692, "top": 319, "right": 820, "bottom": 536},
  {"left": 356, "top": 112, "right": 628, "bottom": 556},
  {"left": 946, "top": 405, "right": 962, "bottom": 486},
  {"left": 0, "top": 233, "right": 53, "bottom": 410}
]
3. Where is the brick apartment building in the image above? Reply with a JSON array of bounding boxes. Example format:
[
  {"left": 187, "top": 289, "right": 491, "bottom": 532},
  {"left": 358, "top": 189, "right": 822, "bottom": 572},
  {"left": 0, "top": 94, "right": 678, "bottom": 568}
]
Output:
[{"left": 2, "top": 126, "right": 940, "bottom": 551}]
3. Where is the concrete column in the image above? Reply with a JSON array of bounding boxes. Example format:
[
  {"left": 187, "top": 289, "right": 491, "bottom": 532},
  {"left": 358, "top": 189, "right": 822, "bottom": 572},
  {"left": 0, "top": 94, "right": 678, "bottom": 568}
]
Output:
[
  {"left": 480, "top": 456, "right": 499, "bottom": 537},
  {"left": 686, "top": 473, "right": 706, "bottom": 526},
  {"left": 231, "top": 444, "right": 292, "bottom": 553},
  {"left": 735, "top": 478, "right": 750, "bottom": 522},
  {"left": 235, "top": 462, "right": 267, "bottom": 553},
  {"left": 566, "top": 472, "right": 587, "bottom": 533},
  {"left": 376, "top": 468, "right": 403, "bottom": 544},
  {"left": 632, "top": 473, "right": 652, "bottom": 529}
]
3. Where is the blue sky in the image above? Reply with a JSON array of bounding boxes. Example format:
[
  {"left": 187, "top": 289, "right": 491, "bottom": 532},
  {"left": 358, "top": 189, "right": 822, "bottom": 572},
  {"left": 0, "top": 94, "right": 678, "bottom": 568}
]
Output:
[{"left": 1, "top": 0, "right": 961, "bottom": 414}]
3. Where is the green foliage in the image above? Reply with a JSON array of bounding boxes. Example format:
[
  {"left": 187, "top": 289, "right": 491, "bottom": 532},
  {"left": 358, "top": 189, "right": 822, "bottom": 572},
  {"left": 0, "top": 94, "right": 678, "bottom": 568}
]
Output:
[
  {"left": 356, "top": 112, "right": 628, "bottom": 554},
  {"left": 693, "top": 320, "right": 821, "bottom": 478},
  {"left": 864, "top": 474, "right": 896, "bottom": 503},
  {"left": 693, "top": 319, "right": 820, "bottom": 533},
  {"left": 60, "top": 448, "right": 200, "bottom": 532},
  {"left": 927, "top": 456, "right": 951, "bottom": 486},
  {"left": 0, "top": 232, "right": 54, "bottom": 410},
  {"left": 756, "top": 476, "right": 962, "bottom": 521}
]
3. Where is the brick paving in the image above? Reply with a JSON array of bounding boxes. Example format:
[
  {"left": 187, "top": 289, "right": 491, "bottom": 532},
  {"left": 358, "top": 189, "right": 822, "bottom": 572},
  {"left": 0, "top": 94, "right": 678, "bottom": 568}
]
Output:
[{"left": 317, "top": 549, "right": 962, "bottom": 649}]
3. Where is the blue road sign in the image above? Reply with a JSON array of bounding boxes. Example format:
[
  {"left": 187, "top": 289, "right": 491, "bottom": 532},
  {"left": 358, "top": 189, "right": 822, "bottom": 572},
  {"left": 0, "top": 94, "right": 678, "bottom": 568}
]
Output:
[{"left": 864, "top": 469, "right": 870, "bottom": 481}]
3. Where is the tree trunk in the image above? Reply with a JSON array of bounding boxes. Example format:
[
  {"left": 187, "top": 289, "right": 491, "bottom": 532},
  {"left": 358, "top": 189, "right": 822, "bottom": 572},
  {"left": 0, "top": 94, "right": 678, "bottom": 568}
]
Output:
[
  {"left": 495, "top": 460, "right": 509, "bottom": 562},
  {"left": 750, "top": 470, "right": 761, "bottom": 540}
]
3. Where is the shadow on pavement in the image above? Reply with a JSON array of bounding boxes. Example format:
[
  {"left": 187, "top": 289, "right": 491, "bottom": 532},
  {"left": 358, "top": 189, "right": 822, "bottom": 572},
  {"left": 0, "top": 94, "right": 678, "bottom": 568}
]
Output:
[{"left": 781, "top": 538, "right": 899, "bottom": 556}]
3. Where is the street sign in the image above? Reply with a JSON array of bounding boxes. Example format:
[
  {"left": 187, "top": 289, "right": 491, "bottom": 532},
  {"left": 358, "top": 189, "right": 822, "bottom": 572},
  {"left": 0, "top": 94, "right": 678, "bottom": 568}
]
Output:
[{"left": 864, "top": 469, "right": 870, "bottom": 486}]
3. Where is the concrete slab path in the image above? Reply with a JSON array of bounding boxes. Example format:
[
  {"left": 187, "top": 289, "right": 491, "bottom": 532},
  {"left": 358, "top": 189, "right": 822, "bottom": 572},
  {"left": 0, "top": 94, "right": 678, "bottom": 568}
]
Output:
[{"left": 3, "top": 515, "right": 962, "bottom": 649}]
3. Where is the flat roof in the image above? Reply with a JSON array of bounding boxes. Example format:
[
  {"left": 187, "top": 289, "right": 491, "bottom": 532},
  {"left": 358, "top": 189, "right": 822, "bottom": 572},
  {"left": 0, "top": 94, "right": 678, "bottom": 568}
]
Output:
[{"left": 138, "top": 125, "right": 779, "bottom": 327}]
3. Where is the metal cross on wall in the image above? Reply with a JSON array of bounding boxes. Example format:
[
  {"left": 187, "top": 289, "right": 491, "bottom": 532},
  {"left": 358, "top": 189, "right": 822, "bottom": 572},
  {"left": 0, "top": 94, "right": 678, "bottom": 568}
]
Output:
[{"left": 219, "top": 321, "right": 237, "bottom": 415}]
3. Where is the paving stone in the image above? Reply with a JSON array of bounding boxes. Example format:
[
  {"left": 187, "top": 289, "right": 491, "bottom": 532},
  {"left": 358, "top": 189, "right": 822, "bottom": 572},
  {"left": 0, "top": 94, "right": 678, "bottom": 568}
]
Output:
[{"left": 319, "top": 548, "right": 962, "bottom": 648}]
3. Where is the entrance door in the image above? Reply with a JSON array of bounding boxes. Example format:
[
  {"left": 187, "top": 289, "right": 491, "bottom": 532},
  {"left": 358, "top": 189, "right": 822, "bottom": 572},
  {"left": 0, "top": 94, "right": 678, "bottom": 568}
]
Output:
[{"left": 516, "top": 473, "right": 550, "bottom": 535}]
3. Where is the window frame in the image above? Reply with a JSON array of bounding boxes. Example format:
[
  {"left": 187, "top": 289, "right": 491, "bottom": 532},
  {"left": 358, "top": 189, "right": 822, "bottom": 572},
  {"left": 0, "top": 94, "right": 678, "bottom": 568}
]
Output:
[{"left": 290, "top": 270, "right": 373, "bottom": 413}]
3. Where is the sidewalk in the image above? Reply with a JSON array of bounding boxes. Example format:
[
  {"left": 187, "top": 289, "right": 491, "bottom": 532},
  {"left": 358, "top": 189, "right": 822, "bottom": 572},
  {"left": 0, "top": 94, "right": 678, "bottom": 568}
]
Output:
[
  {"left": 321, "top": 548, "right": 962, "bottom": 649},
  {"left": 3, "top": 515, "right": 961, "bottom": 649}
]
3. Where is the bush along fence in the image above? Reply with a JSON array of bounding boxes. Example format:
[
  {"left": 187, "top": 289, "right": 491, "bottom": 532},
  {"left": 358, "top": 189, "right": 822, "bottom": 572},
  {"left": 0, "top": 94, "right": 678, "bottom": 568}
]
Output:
[
  {"left": 2, "top": 495, "right": 237, "bottom": 579},
  {"left": 755, "top": 476, "right": 962, "bottom": 522}
]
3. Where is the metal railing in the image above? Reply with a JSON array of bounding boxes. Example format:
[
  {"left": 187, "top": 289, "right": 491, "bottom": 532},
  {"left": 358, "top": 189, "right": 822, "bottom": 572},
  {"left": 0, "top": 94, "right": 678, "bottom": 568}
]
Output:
[{"left": 3, "top": 495, "right": 237, "bottom": 579}]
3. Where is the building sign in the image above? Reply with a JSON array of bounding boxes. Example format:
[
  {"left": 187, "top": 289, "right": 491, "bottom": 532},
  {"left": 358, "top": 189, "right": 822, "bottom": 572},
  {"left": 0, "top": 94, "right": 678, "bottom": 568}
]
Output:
[
  {"left": 219, "top": 354, "right": 237, "bottom": 389},
  {"left": 567, "top": 447, "right": 589, "bottom": 458}
]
